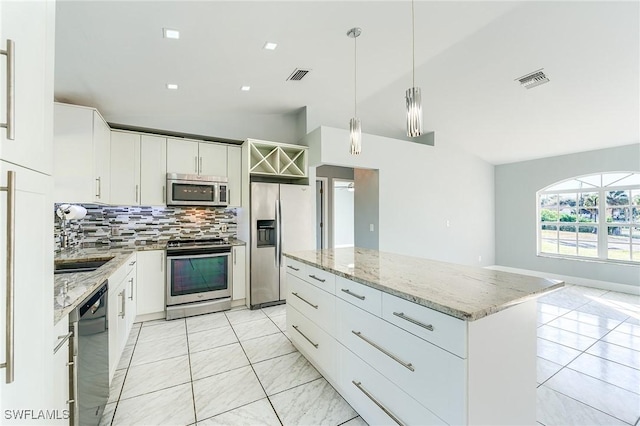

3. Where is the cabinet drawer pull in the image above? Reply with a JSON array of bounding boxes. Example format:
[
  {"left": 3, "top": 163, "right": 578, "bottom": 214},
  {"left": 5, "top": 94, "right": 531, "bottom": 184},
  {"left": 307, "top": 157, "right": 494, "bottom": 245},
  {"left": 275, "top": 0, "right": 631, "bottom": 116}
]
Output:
[
  {"left": 119, "top": 290, "right": 126, "bottom": 318},
  {"left": 352, "top": 331, "right": 414, "bottom": 372},
  {"left": 0, "top": 39, "right": 15, "bottom": 140},
  {"left": 0, "top": 171, "right": 16, "bottom": 383},
  {"left": 352, "top": 380, "right": 405, "bottom": 426},
  {"left": 129, "top": 278, "right": 134, "bottom": 300},
  {"left": 308, "top": 274, "right": 325, "bottom": 283},
  {"left": 292, "top": 292, "right": 318, "bottom": 309},
  {"left": 393, "top": 312, "right": 434, "bottom": 332},
  {"left": 292, "top": 325, "right": 318, "bottom": 348},
  {"left": 341, "top": 288, "right": 365, "bottom": 300},
  {"left": 54, "top": 331, "right": 73, "bottom": 354},
  {"left": 287, "top": 265, "right": 300, "bottom": 271}
]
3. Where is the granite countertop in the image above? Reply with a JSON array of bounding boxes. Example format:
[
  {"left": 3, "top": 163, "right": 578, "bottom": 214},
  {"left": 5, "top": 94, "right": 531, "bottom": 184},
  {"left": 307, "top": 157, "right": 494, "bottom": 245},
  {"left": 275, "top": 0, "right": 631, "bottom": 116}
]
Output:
[
  {"left": 284, "top": 247, "right": 564, "bottom": 321},
  {"left": 54, "top": 238, "right": 247, "bottom": 324}
]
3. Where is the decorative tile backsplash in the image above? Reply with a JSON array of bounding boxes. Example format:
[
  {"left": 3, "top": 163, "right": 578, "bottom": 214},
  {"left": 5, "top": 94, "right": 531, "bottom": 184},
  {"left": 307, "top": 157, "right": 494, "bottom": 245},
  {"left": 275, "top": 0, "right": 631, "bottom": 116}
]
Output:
[{"left": 54, "top": 204, "right": 238, "bottom": 251}]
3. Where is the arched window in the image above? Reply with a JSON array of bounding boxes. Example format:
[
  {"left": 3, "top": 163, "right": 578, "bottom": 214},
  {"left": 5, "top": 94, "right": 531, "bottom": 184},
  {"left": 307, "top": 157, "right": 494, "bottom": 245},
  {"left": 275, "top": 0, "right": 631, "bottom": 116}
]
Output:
[{"left": 537, "top": 172, "right": 640, "bottom": 263}]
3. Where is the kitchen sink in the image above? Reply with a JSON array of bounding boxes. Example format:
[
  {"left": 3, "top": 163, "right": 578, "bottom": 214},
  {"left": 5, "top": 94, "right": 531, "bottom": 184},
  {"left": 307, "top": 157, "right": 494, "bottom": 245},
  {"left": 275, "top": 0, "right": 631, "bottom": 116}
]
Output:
[{"left": 54, "top": 258, "right": 113, "bottom": 275}]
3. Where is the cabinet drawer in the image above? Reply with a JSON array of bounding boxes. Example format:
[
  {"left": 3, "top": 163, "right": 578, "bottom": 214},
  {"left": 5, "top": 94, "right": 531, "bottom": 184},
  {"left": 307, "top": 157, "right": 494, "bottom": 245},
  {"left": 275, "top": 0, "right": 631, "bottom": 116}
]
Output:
[
  {"left": 336, "top": 276, "right": 381, "bottom": 316},
  {"left": 284, "top": 258, "right": 306, "bottom": 280},
  {"left": 288, "top": 275, "right": 335, "bottom": 335},
  {"left": 303, "top": 264, "right": 336, "bottom": 294},
  {"left": 382, "top": 293, "right": 467, "bottom": 358},
  {"left": 338, "top": 343, "right": 446, "bottom": 426},
  {"left": 287, "top": 304, "right": 335, "bottom": 379},
  {"left": 109, "top": 253, "right": 136, "bottom": 288},
  {"left": 336, "top": 299, "right": 467, "bottom": 425}
]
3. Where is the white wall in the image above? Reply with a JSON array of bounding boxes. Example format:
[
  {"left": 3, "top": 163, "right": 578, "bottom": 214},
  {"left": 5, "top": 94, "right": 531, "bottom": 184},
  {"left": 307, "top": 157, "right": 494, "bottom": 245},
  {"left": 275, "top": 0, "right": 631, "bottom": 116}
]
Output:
[
  {"left": 333, "top": 181, "right": 355, "bottom": 248},
  {"left": 495, "top": 143, "right": 640, "bottom": 287},
  {"left": 354, "top": 168, "right": 380, "bottom": 250},
  {"left": 303, "top": 126, "right": 495, "bottom": 266}
]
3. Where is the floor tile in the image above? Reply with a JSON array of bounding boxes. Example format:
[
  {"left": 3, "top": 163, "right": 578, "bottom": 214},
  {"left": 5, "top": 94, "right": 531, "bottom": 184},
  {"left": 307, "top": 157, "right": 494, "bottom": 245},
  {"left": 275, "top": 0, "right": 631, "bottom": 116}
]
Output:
[
  {"left": 232, "top": 317, "right": 280, "bottom": 342},
  {"left": 137, "top": 319, "right": 186, "bottom": 343},
  {"left": 340, "top": 416, "right": 368, "bottom": 426},
  {"left": 107, "top": 369, "right": 126, "bottom": 404},
  {"left": 120, "top": 355, "right": 191, "bottom": 400},
  {"left": 544, "top": 367, "right": 640, "bottom": 424},
  {"left": 99, "top": 402, "right": 116, "bottom": 426},
  {"left": 537, "top": 338, "right": 581, "bottom": 365},
  {"left": 225, "top": 308, "right": 267, "bottom": 326},
  {"left": 537, "top": 325, "right": 597, "bottom": 351},
  {"left": 241, "top": 332, "right": 297, "bottom": 364},
  {"left": 130, "top": 333, "right": 188, "bottom": 366},
  {"left": 197, "top": 398, "right": 280, "bottom": 426},
  {"left": 261, "top": 304, "right": 286, "bottom": 318},
  {"left": 616, "top": 320, "right": 640, "bottom": 337},
  {"left": 125, "top": 326, "right": 140, "bottom": 347},
  {"left": 573, "top": 300, "right": 631, "bottom": 322},
  {"left": 186, "top": 312, "right": 230, "bottom": 334},
  {"left": 537, "top": 303, "right": 571, "bottom": 316},
  {"left": 270, "top": 378, "right": 357, "bottom": 426},
  {"left": 562, "top": 309, "right": 626, "bottom": 329},
  {"left": 271, "top": 314, "right": 287, "bottom": 332},
  {"left": 253, "top": 352, "right": 321, "bottom": 396},
  {"left": 537, "top": 289, "right": 591, "bottom": 310},
  {"left": 537, "top": 311, "right": 559, "bottom": 326},
  {"left": 188, "top": 325, "right": 238, "bottom": 354},
  {"left": 116, "top": 343, "right": 135, "bottom": 371},
  {"left": 193, "top": 365, "right": 266, "bottom": 421},
  {"left": 546, "top": 317, "right": 612, "bottom": 339},
  {"left": 566, "top": 285, "right": 609, "bottom": 298},
  {"left": 568, "top": 352, "right": 640, "bottom": 394},
  {"left": 190, "top": 342, "right": 249, "bottom": 381},
  {"left": 537, "top": 357, "right": 563, "bottom": 385},
  {"left": 600, "top": 291, "right": 640, "bottom": 306},
  {"left": 537, "top": 385, "right": 628, "bottom": 426},
  {"left": 602, "top": 330, "right": 640, "bottom": 351},
  {"left": 112, "top": 383, "right": 195, "bottom": 426},
  {"left": 586, "top": 341, "right": 640, "bottom": 370}
]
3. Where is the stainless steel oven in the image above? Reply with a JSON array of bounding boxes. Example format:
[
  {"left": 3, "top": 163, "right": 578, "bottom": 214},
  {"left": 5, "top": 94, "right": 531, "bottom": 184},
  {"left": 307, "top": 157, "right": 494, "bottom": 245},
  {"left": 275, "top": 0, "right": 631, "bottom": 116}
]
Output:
[
  {"left": 165, "top": 239, "right": 232, "bottom": 319},
  {"left": 166, "top": 173, "right": 229, "bottom": 207}
]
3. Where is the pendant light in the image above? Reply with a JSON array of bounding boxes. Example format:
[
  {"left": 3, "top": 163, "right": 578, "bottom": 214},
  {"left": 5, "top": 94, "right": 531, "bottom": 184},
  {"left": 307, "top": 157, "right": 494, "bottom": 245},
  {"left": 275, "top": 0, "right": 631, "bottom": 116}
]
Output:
[
  {"left": 406, "top": 0, "right": 423, "bottom": 137},
  {"left": 347, "top": 27, "right": 362, "bottom": 155}
]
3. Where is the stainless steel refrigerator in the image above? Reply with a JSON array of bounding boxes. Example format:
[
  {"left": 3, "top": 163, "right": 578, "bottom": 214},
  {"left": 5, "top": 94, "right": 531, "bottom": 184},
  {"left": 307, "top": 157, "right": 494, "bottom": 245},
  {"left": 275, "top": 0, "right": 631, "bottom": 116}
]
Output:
[{"left": 250, "top": 182, "right": 314, "bottom": 308}]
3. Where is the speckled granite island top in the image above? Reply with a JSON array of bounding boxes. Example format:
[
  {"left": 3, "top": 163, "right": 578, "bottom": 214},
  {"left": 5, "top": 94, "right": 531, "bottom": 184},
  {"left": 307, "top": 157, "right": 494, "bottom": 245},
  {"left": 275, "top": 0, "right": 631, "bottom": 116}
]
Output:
[{"left": 284, "top": 247, "right": 564, "bottom": 321}]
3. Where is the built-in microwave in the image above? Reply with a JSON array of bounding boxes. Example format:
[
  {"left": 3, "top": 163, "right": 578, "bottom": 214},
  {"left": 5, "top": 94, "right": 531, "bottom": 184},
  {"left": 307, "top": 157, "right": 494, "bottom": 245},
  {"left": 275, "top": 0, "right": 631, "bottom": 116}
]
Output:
[{"left": 166, "top": 173, "right": 229, "bottom": 207}]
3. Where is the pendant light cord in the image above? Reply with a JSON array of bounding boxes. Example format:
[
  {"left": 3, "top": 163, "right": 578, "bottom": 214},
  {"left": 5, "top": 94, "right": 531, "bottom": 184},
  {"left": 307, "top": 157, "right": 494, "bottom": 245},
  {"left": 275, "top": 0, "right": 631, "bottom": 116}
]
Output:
[
  {"left": 354, "top": 34, "right": 358, "bottom": 117},
  {"left": 412, "top": 0, "right": 415, "bottom": 89}
]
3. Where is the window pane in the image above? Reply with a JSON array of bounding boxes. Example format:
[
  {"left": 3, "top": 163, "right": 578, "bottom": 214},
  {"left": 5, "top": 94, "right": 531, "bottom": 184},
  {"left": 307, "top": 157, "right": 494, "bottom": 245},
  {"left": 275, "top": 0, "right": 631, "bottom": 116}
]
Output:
[
  {"left": 607, "top": 173, "right": 640, "bottom": 187},
  {"left": 633, "top": 227, "right": 640, "bottom": 239},
  {"left": 603, "top": 173, "right": 634, "bottom": 187},
  {"left": 540, "top": 239, "right": 558, "bottom": 254},
  {"left": 559, "top": 225, "right": 576, "bottom": 233},
  {"left": 578, "top": 208, "right": 598, "bottom": 223},
  {"left": 607, "top": 207, "right": 630, "bottom": 223},
  {"left": 606, "top": 190, "right": 630, "bottom": 206},
  {"left": 633, "top": 245, "right": 640, "bottom": 261},
  {"left": 633, "top": 207, "right": 640, "bottom": 223},
  {"left": 608, "top": 226, "right": 630, "bottom": 242},
  {"left": 579, "top": 192, "right": 599, "bottom": 207},
  {"left": 559, "top": 193, "right": 577, "bottom": 208},
  {"left": 559, "top": 241, "right": 577, "bottom": 255},
  {"left": 633, "top": 191, "right": 640, "bottom": 206},
  {"left": 540, "top": 194, "right": 559, "bottom": 208},
  {"left": 608, "top": 243, "right": 631, "bottom": 261},
  {"left": 541, "top": 227, "right": 558, "bottom": 238},
  {"left": 578, "top": 226, "right": 598, "bottom": 241}
]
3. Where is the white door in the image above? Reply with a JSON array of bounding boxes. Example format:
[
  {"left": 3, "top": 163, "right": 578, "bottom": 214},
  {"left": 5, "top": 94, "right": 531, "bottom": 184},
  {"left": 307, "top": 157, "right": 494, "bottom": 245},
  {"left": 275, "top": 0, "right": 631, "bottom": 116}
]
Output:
[
  {"left": 227, "top": 145, "right": 242, "bottom": 207},
  {"left": 110, "top": 131, "right": 140, "bottom": 205},
  {"left": 0, "top": 162, "right": 54, "bottom": 421},
  {"left": 198, "top": 143, "right": 227, "bottom": 176},
  {"left": 0, "top": 0, "right": 55, "bottom": 175},
  {"left": 140, "top": 135, "right": 167, "bottom": 206},
  {"left": 167, "top": 139, "right": 199, "bottom": 175},
  {"left": 136, "top": 250, "right": 166, "bottom": 317}
]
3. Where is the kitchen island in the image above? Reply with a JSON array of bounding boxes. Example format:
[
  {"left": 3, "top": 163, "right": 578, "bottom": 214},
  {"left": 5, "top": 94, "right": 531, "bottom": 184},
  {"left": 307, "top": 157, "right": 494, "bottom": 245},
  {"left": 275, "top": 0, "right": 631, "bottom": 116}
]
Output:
[{"left": 284, "top": 247, "right": 563, "bottom": 426}]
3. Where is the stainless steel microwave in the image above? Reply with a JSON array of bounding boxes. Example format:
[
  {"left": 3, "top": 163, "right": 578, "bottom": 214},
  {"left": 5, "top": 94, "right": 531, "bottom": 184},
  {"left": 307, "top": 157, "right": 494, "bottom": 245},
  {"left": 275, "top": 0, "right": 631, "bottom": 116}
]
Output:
[{"left": 166, "top": 173, "right": 229, "bottom": 207}]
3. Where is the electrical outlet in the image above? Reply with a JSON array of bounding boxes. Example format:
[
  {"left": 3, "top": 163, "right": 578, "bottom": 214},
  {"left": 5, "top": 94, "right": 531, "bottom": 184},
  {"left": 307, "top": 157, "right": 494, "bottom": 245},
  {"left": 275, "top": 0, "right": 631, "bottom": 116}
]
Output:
[{"left": 221, "top": 224, "right": 228, "bottom": 233}]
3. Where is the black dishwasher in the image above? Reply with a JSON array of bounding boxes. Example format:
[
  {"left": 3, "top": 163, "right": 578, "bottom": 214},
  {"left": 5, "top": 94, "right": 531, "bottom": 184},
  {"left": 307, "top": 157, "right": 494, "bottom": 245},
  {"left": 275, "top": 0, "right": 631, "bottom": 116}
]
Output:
[{"left": 69, "top": 281, "right": 109, "bottom": 426}]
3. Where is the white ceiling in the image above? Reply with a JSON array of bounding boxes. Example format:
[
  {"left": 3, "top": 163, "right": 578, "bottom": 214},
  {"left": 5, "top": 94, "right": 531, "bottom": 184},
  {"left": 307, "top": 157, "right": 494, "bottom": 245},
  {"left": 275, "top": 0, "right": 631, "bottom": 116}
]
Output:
[{"left": 54, "top": 1, "right": 639, "bottom": 165}]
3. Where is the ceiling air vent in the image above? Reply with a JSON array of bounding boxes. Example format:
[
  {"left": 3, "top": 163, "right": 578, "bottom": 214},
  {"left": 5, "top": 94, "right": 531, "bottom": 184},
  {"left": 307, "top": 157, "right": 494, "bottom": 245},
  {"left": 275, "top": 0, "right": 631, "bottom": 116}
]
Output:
[
  {"left": 516, "top": 69, "right": 550, "bottom": 89},
  {"left": 287, "top": 68, "right": 311, "bottom": 81}
]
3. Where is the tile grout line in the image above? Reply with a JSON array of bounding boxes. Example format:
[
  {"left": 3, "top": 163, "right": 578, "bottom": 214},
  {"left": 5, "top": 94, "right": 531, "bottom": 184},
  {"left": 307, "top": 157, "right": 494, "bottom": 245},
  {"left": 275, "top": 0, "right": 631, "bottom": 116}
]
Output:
[
  {"left": 184, "top": 319, "right": 199, "bottom": 425},
  {"left": 108, "top": 324, "right": 142, "bottom": 425}
]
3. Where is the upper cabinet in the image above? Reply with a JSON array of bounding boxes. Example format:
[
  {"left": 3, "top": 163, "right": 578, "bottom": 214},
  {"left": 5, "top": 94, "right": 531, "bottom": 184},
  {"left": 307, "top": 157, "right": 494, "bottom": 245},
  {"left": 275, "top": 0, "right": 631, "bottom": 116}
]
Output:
[
  {"left": 0, "top": 0, "right": 55, "bottom": 175},
  {"left": 227, "top": 146, "right": 242, "bottom": 207},
  {"left": 140, "top": 135, "right": 167, "bottom": 205},
  {"left": 54, "top": 103, "right": 111, "bottom": 204},
  {"left": 199, "top": 143, "right": 227, "bottom": 177},
  {"left": 249, "top": 139, "right": 308, "bottom": 178},
  {"left": 167, "top": 138, "right": 227, "bottom": 177}
]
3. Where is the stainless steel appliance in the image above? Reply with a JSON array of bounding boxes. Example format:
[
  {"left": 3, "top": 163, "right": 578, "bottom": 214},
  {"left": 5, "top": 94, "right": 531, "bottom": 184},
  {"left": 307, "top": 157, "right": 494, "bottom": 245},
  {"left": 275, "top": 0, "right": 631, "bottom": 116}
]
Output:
[
  {"left": 69, "top": 281, "right": 109, "bottom": 426},
  {"left": 166, "top": 173, "right": 229, "bottom": 207},
  {"left": 250, "top": 182, "right": 314, "bottom": 308},
  {"left": 166, "top": 238, "right": 232, "bottom": 319}
]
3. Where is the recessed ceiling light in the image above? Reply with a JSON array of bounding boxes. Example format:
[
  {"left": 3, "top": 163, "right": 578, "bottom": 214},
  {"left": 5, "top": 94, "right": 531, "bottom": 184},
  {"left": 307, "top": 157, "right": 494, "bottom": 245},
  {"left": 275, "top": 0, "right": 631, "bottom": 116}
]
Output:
[
  {"left": 240, "top": 86, "right": 251, "bottom": 91},
  {"left": 166, "top": 83, "right": 178, "bottom": 90},
  {"left": 263, "top": 42, "right": 278, "bottom": 50},
  {"left": 163, "top": 28, "right": 180, "bottom": 39}
]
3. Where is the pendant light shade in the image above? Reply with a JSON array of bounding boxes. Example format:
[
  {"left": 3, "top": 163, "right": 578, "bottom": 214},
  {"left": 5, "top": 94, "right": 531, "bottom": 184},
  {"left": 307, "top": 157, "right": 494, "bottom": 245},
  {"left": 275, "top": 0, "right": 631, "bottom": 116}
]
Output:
[
  {"left": 406, "top": 0, "right": 423, "bottom": 137},
  {"left": 347, "top": 27, "right": 362, "bottom": 155}
]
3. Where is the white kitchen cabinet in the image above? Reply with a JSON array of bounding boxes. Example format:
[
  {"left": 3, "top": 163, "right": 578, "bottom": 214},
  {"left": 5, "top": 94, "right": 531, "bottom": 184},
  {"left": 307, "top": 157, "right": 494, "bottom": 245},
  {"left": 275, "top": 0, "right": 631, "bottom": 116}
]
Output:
[
  {"left": 227, "top": 145, "right": 242, "bottom": 207},
  {"left": 54, "top": 103, "right": 111, "bottom": 204},
  {"left": 166, "top": 138, "right": 200, "bottom": 175},
  {"left": 136, "top": 250, "right": 166, "bottom": 318},
  {"left": 0, "top": 163, "right": 54, "bottom": 421},
  {"left": 231, "top": 245, "right": 246, "bottom": 301},
  {"left": 140, "top": 135, "right": 167, "bottom": 205},
  {"left": 124, "top": 257, "right": 138, "bottom": 332},
  {"left": 107, "top": 253, "right": 136, "bottom": 381},
  {"left": 52, "top": 315, "right": 71, "bottom": 425},
  {"left": 110, "top": 131, "right": 141, "bottom": 205},
  {"left": 199, "top": 142, "right": 227, "bottom": 177}
]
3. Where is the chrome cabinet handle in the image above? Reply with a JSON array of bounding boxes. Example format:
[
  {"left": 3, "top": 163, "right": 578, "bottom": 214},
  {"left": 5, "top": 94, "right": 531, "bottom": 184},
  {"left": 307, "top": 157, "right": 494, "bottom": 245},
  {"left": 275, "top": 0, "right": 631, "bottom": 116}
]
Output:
[
  {"left": 161, "top": 255, "right": 164, "bottom": 272},
  {"left": 199, "top": 157, "right": 202, "bottom": 174},
  {"left": 341, "top": 288, "right": 365, "bottom": 300},
  {"left": 352, "top": 330, "right": 414, "bottom": 371},
  {"left": 162, "top": 185, "right": 166, "bottom": 203},
  {"left": 135, "top": 184, "right": 139, "bottom": 203},
  {"left": 292, "top": 292, "right": 318, "bottom": 309},
  {"left": 128, "top": 278, "right": 134, "bottom": 300},
  {"left": 233, "top": 248, "right": 236, "bottom": 265},
  {"left": 393, "top": 312, "right": 434, "bottom": 331},
  {"left": 54, "top": 331, "right": 73, "bottom": 354},
  {"left": 308, "top": 274, "right": 325, "bottom": 283},
  {"left": 352, "top": 380, "right": 405, "bottom": 426},
  {"left": 0, "top": 40, "right": 15, "bottom": 140},
  {"left": 0, "top": 171, "right": 16, "bottom": 383},
  {"left": 95, "top": 177, "right": 101, "bottom": 198},
  {"left": 195, "top": 156, "right": 198, "bottom": 173},
  {"left": 287, "top": 265, "right": 300, "bottom": 271},
  {"left": 119, "top": 290, "right": 125, "bottom": 318},
  {"left": 292, "top": 325, "right": 318, "bottom": 348}
]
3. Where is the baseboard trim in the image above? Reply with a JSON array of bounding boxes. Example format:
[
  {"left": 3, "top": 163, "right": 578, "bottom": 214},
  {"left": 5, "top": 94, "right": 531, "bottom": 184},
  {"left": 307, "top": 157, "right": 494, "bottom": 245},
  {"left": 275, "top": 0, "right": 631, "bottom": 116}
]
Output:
[{"left": 485, "top": 265, "right": 640, "bottom": 296}]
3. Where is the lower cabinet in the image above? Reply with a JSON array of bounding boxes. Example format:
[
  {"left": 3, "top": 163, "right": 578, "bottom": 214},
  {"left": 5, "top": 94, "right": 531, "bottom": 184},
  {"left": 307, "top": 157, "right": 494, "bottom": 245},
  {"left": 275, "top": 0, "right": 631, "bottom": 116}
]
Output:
[
  {"left": 136, "top": 250, "right": 166, "bottom": 317},
  {"left": 52, "top": 315, "right": 72, "bottom": 424},
  {"left": 231, "top": 245, "right": 246, "bottom": 301}
]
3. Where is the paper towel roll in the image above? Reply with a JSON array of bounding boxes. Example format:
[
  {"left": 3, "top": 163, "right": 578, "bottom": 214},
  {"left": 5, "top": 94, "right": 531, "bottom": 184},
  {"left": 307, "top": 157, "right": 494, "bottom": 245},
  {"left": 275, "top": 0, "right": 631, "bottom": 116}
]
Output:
[{"left": 56, "top": 204, "right": 87, "bottom": 220}]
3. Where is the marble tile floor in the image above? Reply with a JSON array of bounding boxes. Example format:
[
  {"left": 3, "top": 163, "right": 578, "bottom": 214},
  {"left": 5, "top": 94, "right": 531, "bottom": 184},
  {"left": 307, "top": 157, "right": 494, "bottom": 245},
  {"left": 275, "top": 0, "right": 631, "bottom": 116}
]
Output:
[{"left": 101, "top": 285, "right": 640, "bottom": 426}]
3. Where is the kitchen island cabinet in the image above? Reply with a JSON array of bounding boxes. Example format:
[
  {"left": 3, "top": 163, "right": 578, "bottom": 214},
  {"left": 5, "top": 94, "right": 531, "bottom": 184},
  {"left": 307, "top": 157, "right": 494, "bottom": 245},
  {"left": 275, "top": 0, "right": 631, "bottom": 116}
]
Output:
[{"left": 284, "top": 248, "right": 563, "bottom": 426}]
